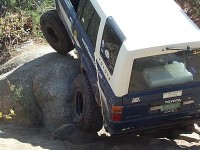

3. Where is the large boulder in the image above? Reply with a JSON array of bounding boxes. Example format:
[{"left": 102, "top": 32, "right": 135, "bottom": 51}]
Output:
[
  {"left": 53, "top": 124, "right": 98, "bottom": 143},
  {"left": 32, "top": 56, "right": 80, "bottom": 131},
  {"left": 0, "top": 45, "right": 80, "bottom": 131}
]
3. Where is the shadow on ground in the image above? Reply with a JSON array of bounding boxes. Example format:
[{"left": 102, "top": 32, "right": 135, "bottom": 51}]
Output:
[{"left": 0, "top": 122, "right": 200, "bottom": 150}]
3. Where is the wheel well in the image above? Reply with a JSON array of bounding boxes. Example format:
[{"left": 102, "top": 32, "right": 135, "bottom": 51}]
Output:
[
  {"left": 70, "top": 0, "right": 80, "bottom": 12},
  {"left": 80, "top": 66, "right": 101, "bottom": 106}
]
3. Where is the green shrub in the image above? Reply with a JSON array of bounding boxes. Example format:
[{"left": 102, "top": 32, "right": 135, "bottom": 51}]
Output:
[
  {"left": 0, "top": 0, "right": 55, "bottom": 46},
  {"left": 0, "top": 11, "right": 32, "bottom": 49},
  {"left": 176, "top": 0, "right": 200, "bottom": 27},
  {"left": 0, "top": 0, "right": 54, "bottom": 65}
]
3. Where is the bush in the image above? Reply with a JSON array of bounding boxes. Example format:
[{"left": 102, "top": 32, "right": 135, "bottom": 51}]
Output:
[
  {"left": 176, "top": 0, "right": 200, "bottom": 27},
  {"left": 0, "top": 0, "right": 55, "bottom": 40},
  {"left": 0, "top": 11, "right": 32, "bottom": 48},
  {"left": 0, "top": 0, "right": 54, "bottom": 65}
]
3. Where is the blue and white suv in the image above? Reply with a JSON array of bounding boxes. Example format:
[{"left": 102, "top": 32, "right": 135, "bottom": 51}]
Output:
[{"left": 40, "top": 0, "right": 200, "bottom": 135}]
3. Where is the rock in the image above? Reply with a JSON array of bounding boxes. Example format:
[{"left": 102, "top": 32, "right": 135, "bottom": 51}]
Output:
[
  {"left": 174, "top": 139, "right": 191, "bottom": 148},
  {"left": 0, "top": 44, "right": 55, "bottom": 75},
  {"left": 148, "top": 138, "right": 161, "bottom": 146},
  {"left": 0, "top": 45, "right": 80, "bottom": 130},
  {"left": 179, "top": 132, "right": 200, "bottom": 143},
  {"left": 33, "top": 56, "right": 80, "bottom": 131},
  {"left": 171, "top": 129, "right": 184, "bottom": 139},
  {"left": 53, "top": 124, "right": 98, "bottom": 144},
  {"left": 111, "top": 144, "right": 134, "bottom": 150},
  {"left": 194, "top": 123, "right": 200, "bottom": 134},
  {"left": 98, "top": 127, "right": 111, "bottom": 137},
  {"left": 0, "top": 47, "right": 53, "bottom": 125}
]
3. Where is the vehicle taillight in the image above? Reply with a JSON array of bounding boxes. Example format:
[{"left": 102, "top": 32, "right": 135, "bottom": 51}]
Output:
[{"left": 111, "top": 106, "right": 123, "bottom": 122}]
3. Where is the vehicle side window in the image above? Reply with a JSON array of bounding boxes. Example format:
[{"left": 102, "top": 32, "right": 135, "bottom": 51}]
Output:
[
  {"left": 77, "top": 0, "right": 87, "bottom": 18},
  {"left": 87, "top": 12, "right": 101, "bottom": 46},
  {"left": 100, "top": 23, "right": 122, "bottom": 74},
  {"left": 78, "top": 0, "right": 101, "bottom": 47},
  {"left": 80, "top": 0, "right": 94, "bottom": 30}
]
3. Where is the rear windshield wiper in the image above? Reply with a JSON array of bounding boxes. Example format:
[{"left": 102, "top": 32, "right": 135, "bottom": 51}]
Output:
[
  {"left": 166, "top": 46, "right": 192, "bottom": 51},
  {"left": 166, "top": 46, "right": 200, "bottom": 55}
]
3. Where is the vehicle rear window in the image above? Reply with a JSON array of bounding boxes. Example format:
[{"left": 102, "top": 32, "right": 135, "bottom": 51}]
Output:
[{"left": 129, "top": 50, "right": 200, "bottom": 92}]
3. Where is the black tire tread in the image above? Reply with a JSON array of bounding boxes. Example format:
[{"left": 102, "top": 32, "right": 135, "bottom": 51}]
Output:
[
  {"left": 40, "top": 10, "right": 73, "bottom": 55},
  {"left": 73, "top": 74, "right": 103, "bottom": 132}
]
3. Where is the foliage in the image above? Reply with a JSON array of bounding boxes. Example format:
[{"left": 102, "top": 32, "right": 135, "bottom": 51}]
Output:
[
  {"left": 0, "top": 11, "right": 32, "bottom": 50},
  {"left": 0, "top": 109, "right": 15, "bottom": 120},
  {"left": 176, "top": 0, "right": 200, "bottom": 26},
  {"left": 9, "top": 82, "right": 24, "bottom": 103},
  {"left": 0, "top": 0, "right": 54, "bottom": 64},
  {"left": 0, "top": 80, "right": 21, "bottom": 121},
  {"left": 0, "top": 0, "right": 55, "bottom": 40}
]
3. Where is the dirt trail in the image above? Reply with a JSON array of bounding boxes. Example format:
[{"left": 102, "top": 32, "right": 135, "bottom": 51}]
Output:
[
  {"left": 0, "top": 122, "right": 200, "bottom": 150},
  {"left": 0, "top": 122, "right": 67, "bottom": 150}
]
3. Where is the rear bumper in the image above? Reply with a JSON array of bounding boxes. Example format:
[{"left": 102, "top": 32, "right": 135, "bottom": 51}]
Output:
[{"left": 107, "top": 110, "right": 200, "bottom": 135}]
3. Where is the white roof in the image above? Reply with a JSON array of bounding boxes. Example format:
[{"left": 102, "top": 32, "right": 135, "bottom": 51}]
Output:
[{"left": 97, "top": 0, "right": 200, "bottom": 50}]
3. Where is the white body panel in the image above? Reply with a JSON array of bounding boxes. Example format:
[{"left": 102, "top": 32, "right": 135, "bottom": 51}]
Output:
[
  {"left": 97, "top": 0, "right": 200, "bottom": 50},
  {"left": 92, "top": 0, "right": 200, "bottom": 97}
]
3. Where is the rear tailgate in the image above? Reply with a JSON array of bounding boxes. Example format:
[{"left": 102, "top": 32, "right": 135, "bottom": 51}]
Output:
[{"left": 122, "top": 84, "right": 200, "bottom": 125}]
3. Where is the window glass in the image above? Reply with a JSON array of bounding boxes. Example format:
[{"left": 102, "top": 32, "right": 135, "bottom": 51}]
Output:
[
  {"left": 80, "top": 0, "right": 94, "bottom": 30},
  {"left": 129, "top": 50, "right": 200, "bottom": 93},
  {"left": 87, "top": 12, "right": 101, "bottom": 46},
  {"left": 100, "top": 23, "right": 122, "bottom": 74},
  {"left": 77, "top": 0, "right": 87, "bottom": 18}
]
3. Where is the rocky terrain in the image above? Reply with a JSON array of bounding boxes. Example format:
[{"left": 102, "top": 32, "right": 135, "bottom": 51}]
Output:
[{"left": 0, "top": 44, "right": 199, "bottom": 150}]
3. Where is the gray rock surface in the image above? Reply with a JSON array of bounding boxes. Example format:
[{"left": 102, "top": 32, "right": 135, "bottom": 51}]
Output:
[
  {"left": 53, "top": 124, "right": 98, "bottom": 143},
  {"left": 179, "top": 132, "right": 200, "bottom": 143},
  {"left": 0, "top": 44, "right": 80, "bottom": 131},
  {"left": 0, "top": 44, "right": 55, "bottom": 75},
  {"left": 32, "top": 56, "right": 80, "bottom": 131},
  {"left": 111, "top": 144, "right": 134, "bottom": 150}
]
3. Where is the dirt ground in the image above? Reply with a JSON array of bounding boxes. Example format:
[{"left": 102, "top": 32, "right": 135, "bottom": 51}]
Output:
[{"left": 0, "top": 122, "right": 200, "bottom": 150}]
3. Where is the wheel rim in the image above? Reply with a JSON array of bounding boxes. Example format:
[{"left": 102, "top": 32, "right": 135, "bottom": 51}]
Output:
[
  {"left": 47, "top": 27, "right": 59, "bottom": 43},
  {"left": 76, "top": 91, "right": 84, "bottom": 117}
]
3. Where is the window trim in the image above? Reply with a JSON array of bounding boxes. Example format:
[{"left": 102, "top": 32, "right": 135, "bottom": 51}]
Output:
[
  {"left": 77, "top": 0, "right": 87, "bottom": 19},
  {"left": 100, "top": 17, "right": 126, "bottom": 74},
  {"left": 106, "top": 17, "right": 126, "bottom": 43},
  {"left": 86, "top": 11, "right": 101, "bottom": 46},
  {"left": 78, "top": 0, "right": 101, "bottom": 47}
]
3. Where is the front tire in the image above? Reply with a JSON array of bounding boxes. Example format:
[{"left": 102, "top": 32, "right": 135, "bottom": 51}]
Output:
[
  {"left": 72, "top": 74, "right": 103, "bottom": 132},
  {"left": 40, "top": 10, "right": 74, "bottom": 55}
]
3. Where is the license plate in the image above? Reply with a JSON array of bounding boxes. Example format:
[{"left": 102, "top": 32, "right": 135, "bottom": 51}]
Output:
[
  {"left": 163, "top": 90, "right": 182, "bottom": 99},
  {"left": 161, "top": 101, "right": 181, "bottom": 112}
]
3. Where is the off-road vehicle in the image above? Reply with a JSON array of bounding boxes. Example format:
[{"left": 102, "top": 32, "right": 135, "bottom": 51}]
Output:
[{"left": 40, "top": 0, "right": 200, "bottom": 134}]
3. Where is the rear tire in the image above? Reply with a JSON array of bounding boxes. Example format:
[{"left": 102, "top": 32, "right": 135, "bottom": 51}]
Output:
[
  {"left": 40, "top": 10, "right": 73, "bottom": 55},
  {"left": 72, "top": 74, "right": 103, "bottom": 132}
]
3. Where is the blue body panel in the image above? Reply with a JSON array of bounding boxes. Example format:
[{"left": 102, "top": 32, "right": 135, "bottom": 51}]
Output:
[
  {"left": 56, "top": 0, "right": 98, "bottom": 87},
  {"left": 55, "top": 0, "right": 200, "bottom": 135},
  {"left": 56, "top": 0, "right": 76, "bottom": 43},
  {"left": 109, "top": 110, "right": 200, "bottom": 134},
  {"left": 98, "top": 61, "right": 200, "bottom": 134},
  {"left": 73, "top": 21, "right": 97, "bottom": 86}
]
